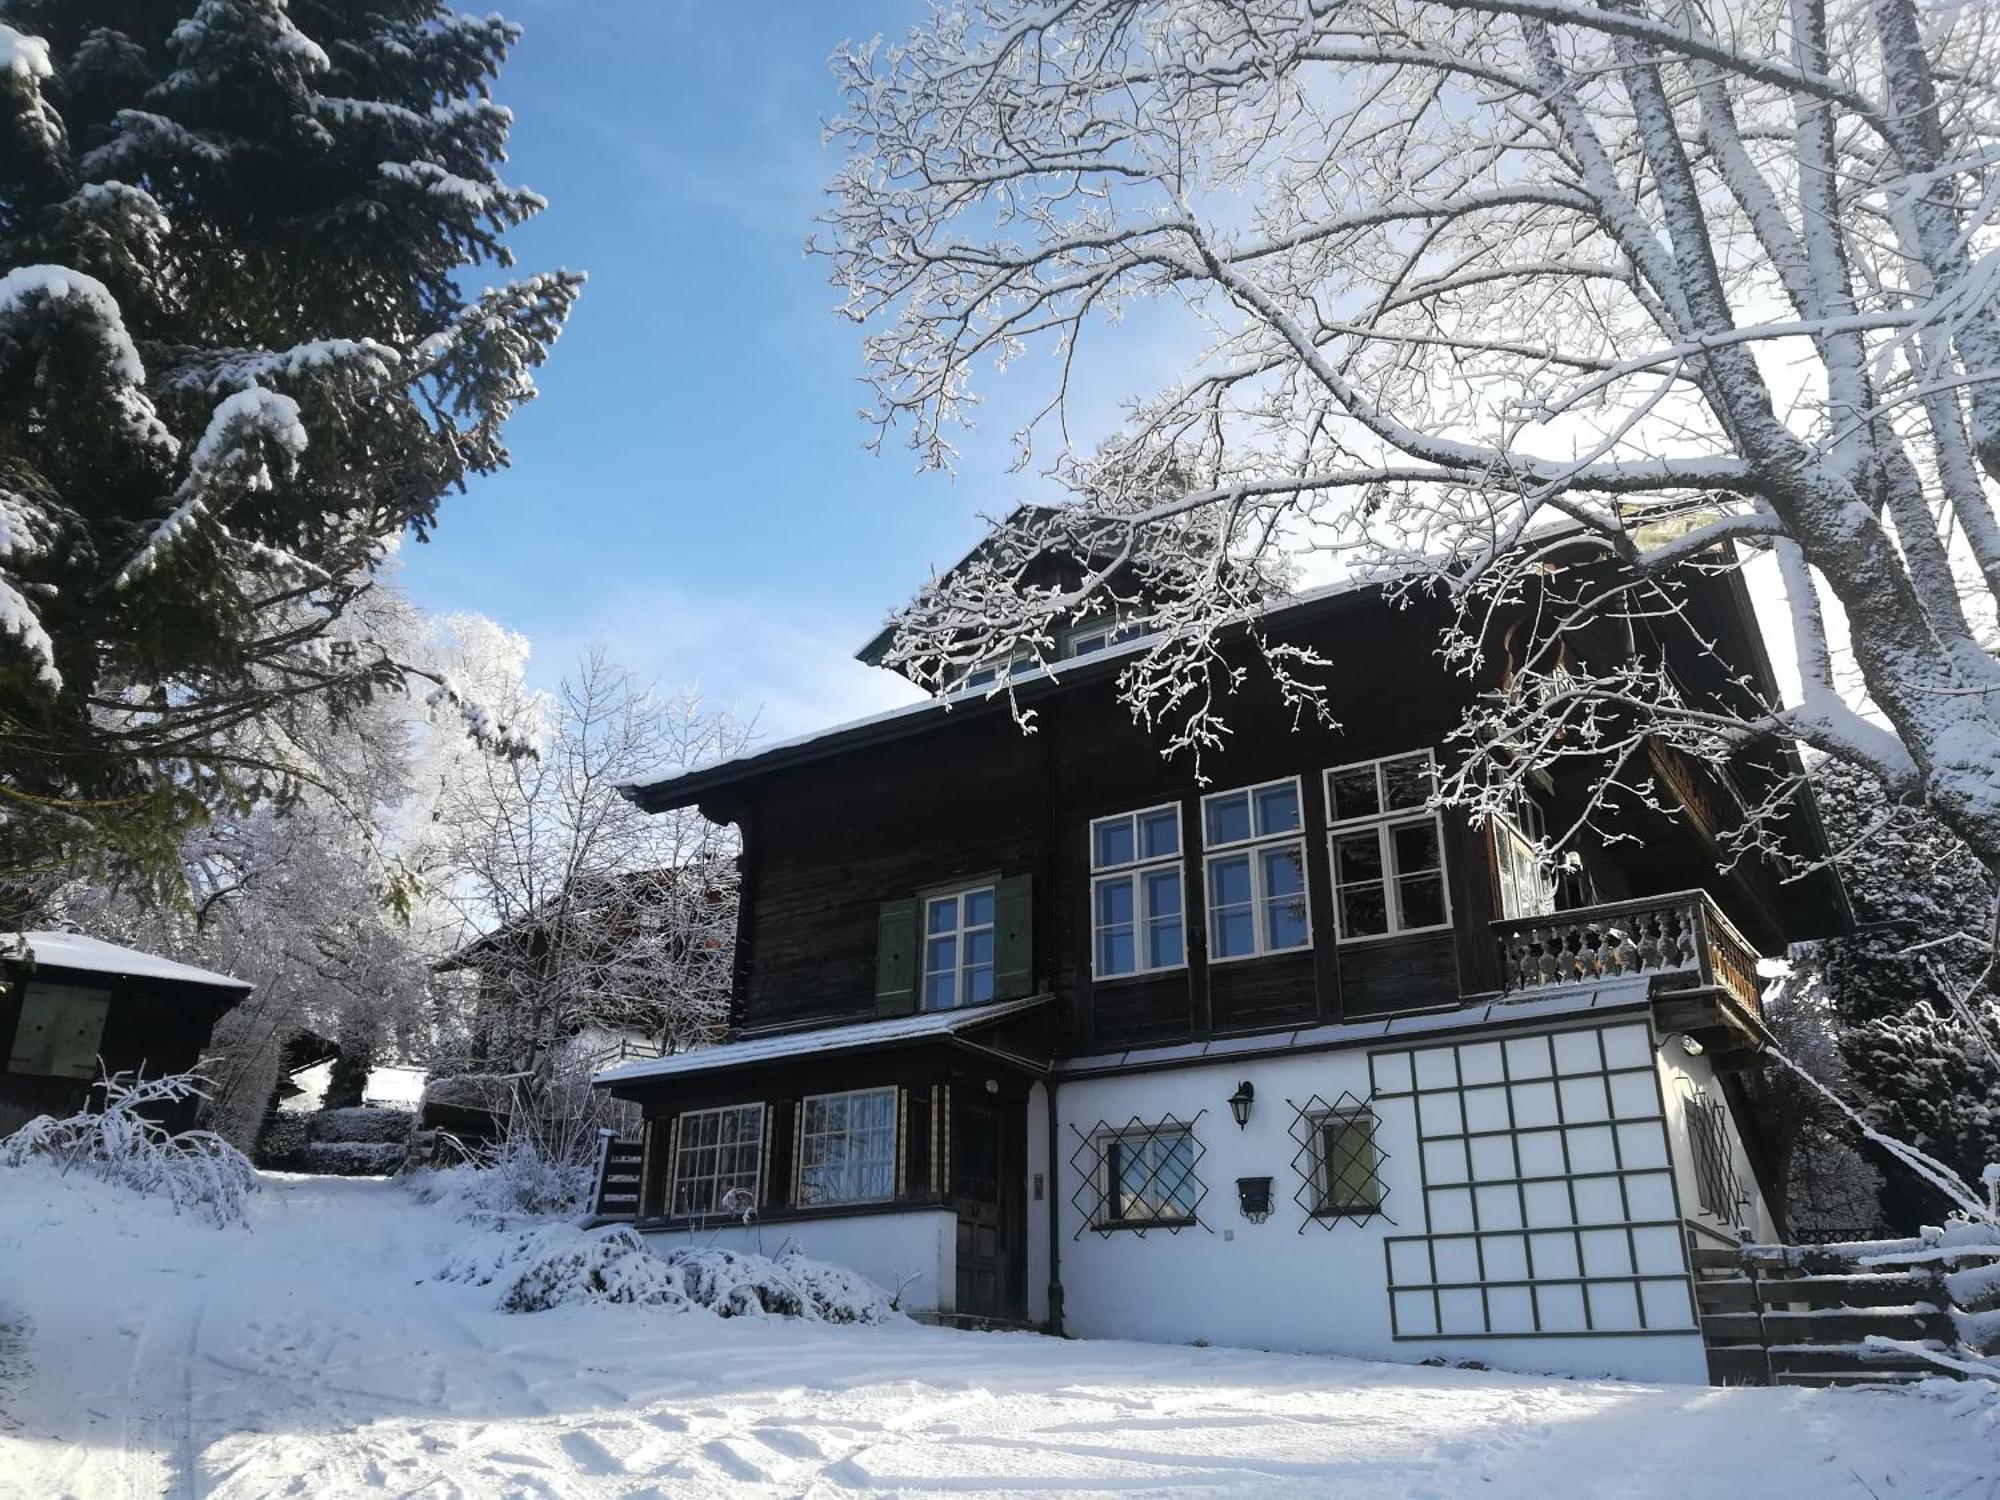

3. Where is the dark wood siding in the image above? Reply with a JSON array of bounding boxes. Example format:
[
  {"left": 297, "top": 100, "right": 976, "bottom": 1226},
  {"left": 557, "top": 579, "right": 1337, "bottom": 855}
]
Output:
[{"left": 710, "top": 586, "right": 1779, "bottom": 1055}]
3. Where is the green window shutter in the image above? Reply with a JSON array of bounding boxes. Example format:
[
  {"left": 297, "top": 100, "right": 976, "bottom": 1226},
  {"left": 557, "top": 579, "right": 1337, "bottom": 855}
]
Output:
[
  {"left": 875, "top": 898, "right": 921, "bottom": 1015},
  {"left": 993, "top": 873, "right": 1034, "bottom": 999},
  {"left": 7, "top": 983, "right": 111, "bottom": 1080}
]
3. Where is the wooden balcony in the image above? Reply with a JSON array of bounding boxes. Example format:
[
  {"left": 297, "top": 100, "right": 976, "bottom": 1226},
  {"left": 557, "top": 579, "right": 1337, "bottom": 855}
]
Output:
[{"left": 1492, "top": 889, "right": 1765, "bottom": 1026}]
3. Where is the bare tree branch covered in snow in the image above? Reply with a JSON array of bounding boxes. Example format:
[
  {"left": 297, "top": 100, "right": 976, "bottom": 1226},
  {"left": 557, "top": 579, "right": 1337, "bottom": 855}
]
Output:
[
  {"left": 818, "top": 0, "right": 2000, "bottom": 890},
  {"left": 431, "top": 646, "right": 748, "bottom": 1078}
]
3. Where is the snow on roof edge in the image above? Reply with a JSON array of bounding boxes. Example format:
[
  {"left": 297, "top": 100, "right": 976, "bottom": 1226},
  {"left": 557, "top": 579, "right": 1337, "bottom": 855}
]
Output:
[
  {"left": 621, "top": 572, "right": 1381, "bottom": 807},
  {"left": 594, "top": 992, "right": 1052, "bottom": 1087},
  {"left": 3, "top": 931, "right": 253, "bottom": 991}
]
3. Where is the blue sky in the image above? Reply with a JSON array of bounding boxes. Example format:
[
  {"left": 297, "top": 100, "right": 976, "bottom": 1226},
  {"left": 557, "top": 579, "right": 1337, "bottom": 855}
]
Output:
[{"left": 394, "top": 1, "right": 1068, "bottom": 740}]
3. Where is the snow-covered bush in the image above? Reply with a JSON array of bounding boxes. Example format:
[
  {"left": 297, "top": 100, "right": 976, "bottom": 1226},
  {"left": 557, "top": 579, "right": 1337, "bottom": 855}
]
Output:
[
  {"left": 668, "top": 1247, "right": 897, "bottom": 1324},
  {"left": 431, "top": 1219, "right": 898, "bottom": 1323},
  {"left": 306, "top": 1106, "right": 414, "bottom": 1144},
  {"left": 408, "top": 1140, "right": 594, "bottom": 1222},
  {"left": 0, "top": 1069, "right": 255, "bottom": 1228},
  {"left": 291, "top": 1140, "right": 404, "bottom": 1176}
]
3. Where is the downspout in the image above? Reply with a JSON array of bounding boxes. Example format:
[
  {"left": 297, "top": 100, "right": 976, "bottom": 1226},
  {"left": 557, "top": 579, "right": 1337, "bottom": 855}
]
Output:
[{"left": 1046, "top": 1071, "right": 1064, "bottom": 1336}]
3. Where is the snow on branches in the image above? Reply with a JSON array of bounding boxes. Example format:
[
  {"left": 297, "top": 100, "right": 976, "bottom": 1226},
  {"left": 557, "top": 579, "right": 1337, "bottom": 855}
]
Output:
[
  {"left": 0, "top": 1065, "right": 257, "bottom": 1228},
  {"left": 0, "top": 1, "right": 582, "bottom": 894},
  {"left": 819, "top": 0, "right": 2000, "bottom": 879}
]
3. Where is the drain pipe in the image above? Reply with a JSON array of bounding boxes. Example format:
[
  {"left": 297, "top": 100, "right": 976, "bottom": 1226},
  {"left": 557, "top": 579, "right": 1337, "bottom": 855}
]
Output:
[{"left": 1046, "top": 1074, "right": 1064, "bottom": 1336}]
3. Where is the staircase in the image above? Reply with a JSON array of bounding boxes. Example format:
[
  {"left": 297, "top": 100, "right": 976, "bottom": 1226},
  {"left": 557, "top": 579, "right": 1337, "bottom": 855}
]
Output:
[
  {"left": 1690, "top": 1237, "right": 1970, "bottom": 1387},
  {"left": 589, "top": 1133, "right": 646, "bottom": 1222}
]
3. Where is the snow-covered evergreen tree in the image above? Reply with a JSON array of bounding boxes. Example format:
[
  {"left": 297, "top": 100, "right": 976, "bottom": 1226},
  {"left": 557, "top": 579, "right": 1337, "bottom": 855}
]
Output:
[
  {"left": 1790, "top": 759, "right": 2000, "bottom": 1231},
  {"left": 0, "top": 1, "right": 579, "bottom": 901}
]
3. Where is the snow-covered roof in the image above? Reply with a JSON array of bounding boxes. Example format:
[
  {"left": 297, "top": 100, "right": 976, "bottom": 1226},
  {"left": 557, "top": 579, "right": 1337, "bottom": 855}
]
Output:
[
  {"left": 1, "top": 931, "right": 252, "bottom": 992},
  {"left": 594, "top": 992, "right": 1052, "bottom": 1087},
  {"left": 622, "top": 572, "right": 1380, "bottom": 812},
  {"left": 1057, "top": 975, "right": 1654, "bottom": 1076}
]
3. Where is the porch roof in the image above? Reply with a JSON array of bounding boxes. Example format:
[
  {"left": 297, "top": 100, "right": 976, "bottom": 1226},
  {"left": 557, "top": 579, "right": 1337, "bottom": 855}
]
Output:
[
  {"left": 1055, "top": 975, "right": 1655, "bottom": 1078},
  {"left": 592, "top": 991, "right": 1053, "bottom": 1088}
]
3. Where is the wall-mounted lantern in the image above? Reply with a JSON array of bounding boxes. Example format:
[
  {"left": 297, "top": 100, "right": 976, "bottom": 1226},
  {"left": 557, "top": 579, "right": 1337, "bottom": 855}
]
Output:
[{"left": 1227, "top": 1080, "right": 1255, "bottom": 1129}]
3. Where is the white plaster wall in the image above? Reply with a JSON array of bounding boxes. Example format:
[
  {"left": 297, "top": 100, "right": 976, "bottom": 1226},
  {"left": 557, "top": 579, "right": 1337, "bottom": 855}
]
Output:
[
  {"left": 1027, "top": 1080, "right": 1051, "bottom": 1324},
  {"left": 1051, "top": 1025, "right": 1710, "bottom": 1385},
  {"left": 1655, "top": 1042, "right": 1780, "bottom": 1245},
  {"left": 643, "top": 1209, "right": 959, "bottom": 1315}
]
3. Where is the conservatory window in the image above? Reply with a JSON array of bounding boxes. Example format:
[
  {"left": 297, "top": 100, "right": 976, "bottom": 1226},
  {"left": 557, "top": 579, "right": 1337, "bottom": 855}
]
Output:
[
  {"left": 1201, "top": 776, "right": 1310, "bottom": 961},
  {"left": 796, "top": 1088, "right": 898, "bottom": 1207},
  {"left": 923, "top": 885, "right": 995, "bottom": 1009},
  {"left": 670, "top": 1103, "right": 764, "bottom": 1217},
  {"left": 1325, "top": 752, "right": 1451, "bottom": 941},
  {"left": 1089, "top": 804, "right": 1185, "bottom": 977}
]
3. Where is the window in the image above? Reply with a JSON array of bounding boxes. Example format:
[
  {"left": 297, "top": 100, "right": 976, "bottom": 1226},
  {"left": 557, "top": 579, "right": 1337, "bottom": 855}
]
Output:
[
  {"left": 1685, "top": 1092, "right": 1744, "bottom": 1221},
  {"left": 1101, "top": 1125, "right": 1199, "bottom": 1225},
  {"left": 1201, "top": 777, "right": 1310, "bottom": 960},
  {"left": 964, "top": 652, "right": 1026, "bottom": 690},
  {"left": 1090, "top": 805, "right": 1185, "bottom": 977},
  {"left": 1310, "top": 1108, "right": 1384, "bottom": 1216},
  {"left": 1325, "top": 752, "right": 1450, "bottom": 941},
  {"left": 670, "top": 1103, "right": 763, "bottom": 1217},
  {"left": 1064, "top": 618, "right": 1142, "bottom": 658},
  {"left": 797, "top": 1088, "right": 898, "bottom": 1206},
  {"left": 923, "top": 886, "right": 995, "bottom": 1008},
  {"left": 1493, "top": 795, "right": 1556, "bottom": 920}
]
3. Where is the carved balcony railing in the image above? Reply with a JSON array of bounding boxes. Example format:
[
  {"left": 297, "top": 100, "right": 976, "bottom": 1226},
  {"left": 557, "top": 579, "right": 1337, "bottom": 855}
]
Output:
[{"left": 1493, "top": 889, "right": 1764, "bottom": 1017}]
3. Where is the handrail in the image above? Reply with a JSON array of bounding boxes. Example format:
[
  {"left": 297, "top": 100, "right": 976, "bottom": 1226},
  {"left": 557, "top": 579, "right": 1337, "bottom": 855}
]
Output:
[{"left": 1492, "top": 888, "right": 1763, "bottom": 1015}]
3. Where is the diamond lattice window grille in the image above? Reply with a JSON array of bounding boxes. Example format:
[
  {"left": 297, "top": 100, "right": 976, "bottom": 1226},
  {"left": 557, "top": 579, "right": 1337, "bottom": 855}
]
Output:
[
  {"left": 1287, "top": 1091, "right": 1393, "bottom": 1231},
  {"left": 1683, "top": 1089, "right": 1743, "bottom": 1222},
  {"left": 1067, "top": 1110, "right": 1210, "bottom": 1239}
]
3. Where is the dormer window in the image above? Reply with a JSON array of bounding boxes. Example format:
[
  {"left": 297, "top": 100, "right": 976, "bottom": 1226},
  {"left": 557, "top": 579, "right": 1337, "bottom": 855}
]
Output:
[{"left": 1063, "top": 618, "right": 1142, "bottom": 658}]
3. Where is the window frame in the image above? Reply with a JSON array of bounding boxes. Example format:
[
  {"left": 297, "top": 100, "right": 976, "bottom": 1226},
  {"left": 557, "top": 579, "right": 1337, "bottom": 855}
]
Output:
[
  {"left": 1088, "top": 802, "right": 1187, "bottom": 981},
  {"left": 1199, "top": 775, "right": 1312, "bottom": 964},
  {"left": 1492, "top": 794, "right": 1557, "bottom": 921},
  {"left": 1324, "top": 752, "right": 1453, "bottom": 945},
  {"left": 1309, "top": 1106, "right": 1385, "bottom": 1218},
  {"left": 795, "top": 1086, "right": 900, "bottom": 1208},
  {"left": 667, "top": 1102, "right": 765, "bottom": 1220},
  {"left": 921, "top": 883, "right": 998, "bottom": 1010},
  {"left": 1095, "top": 1122, "right": 1201, "bottom": 1228}
]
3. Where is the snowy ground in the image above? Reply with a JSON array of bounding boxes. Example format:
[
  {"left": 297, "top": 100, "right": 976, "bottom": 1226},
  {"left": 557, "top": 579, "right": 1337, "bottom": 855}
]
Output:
[{"left": 1, "top": 1172, "right": 1995, "bottom": 1499}]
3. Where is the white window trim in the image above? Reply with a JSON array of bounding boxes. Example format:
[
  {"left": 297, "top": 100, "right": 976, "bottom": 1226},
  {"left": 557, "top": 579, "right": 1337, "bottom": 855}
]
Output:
[
  {"left": 922, "top": 883, "right": 997, "bottom": 1010},
  {"left": 1324, "top": 752, "right": 1453, "bottom": 945},
  {"left": 1200, "top": 774, "right": 1306, "bottom": 851},
  {"left": 796, "top": 1086, "right": 899, "bottom": 1207},
  {"left": 1200, "top": 776, "right": 1311, "bottom": 964},
  {"left": 1088, "top": 802, "right": 1187, "bottom": 980},
  {"left": 668, "top": 1102, "right": 765, "bottom": 1218}
]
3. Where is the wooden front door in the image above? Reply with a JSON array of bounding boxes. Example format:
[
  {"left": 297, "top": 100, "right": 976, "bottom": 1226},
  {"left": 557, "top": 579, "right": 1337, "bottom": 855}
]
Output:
[{"left": 952, "top": 1099, "right": 1024, "bottom": 1320}]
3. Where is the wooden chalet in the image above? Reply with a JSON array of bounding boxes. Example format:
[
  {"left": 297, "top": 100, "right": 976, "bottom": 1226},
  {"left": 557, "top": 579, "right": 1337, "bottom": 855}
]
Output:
[{"left": 593, "top": 531, "right": 1847, "bottom": 1384}]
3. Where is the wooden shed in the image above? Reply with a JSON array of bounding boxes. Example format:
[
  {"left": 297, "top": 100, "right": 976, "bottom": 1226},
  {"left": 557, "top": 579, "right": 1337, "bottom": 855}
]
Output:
[{"left": 0, "top": 931, "right": 252, "bottom": 1137}]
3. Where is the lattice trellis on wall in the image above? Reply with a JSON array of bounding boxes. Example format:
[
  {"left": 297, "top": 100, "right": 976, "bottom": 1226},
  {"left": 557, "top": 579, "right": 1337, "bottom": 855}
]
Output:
[
  {"left": 1067, "top": 1110, "right": 1210, "bottom": 1239},
  {"left": 1287, "top": 1091, "right": 1393, "bottom": 1231}
]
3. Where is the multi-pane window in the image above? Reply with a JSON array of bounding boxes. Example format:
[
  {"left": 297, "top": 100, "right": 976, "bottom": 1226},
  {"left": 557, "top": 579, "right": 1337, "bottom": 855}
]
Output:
[
  {"left": 1325, "top": 752, "right": 1450, "bottom": 941},
  {"left": 1090, "top": 805, "right": 1185, "bottom": 977},
  {"left": 797, "top": 1087, "right": 898, "bottom": 1206},
  {"left": 670, "top": 1103, "right": 763, "bottom": 1217},
  {"left": 923, "top": 886, "right": 995, "bottom": 1008},
  {"left": 1065, "top": 619, "right": 1142, "bottom": 657},
  {"left": 1201, "top": 777, "right": 1310, "bottom": 960},
  {"left": 1493, "top": 795, "right": 1556, "bottom": 920},
  {"left": 1311, "top": 1108, "right": 1384, "bottom": 1216},
  {"left": 1102, "top": 1126, "right": 1199, "bottom": 1224}
]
